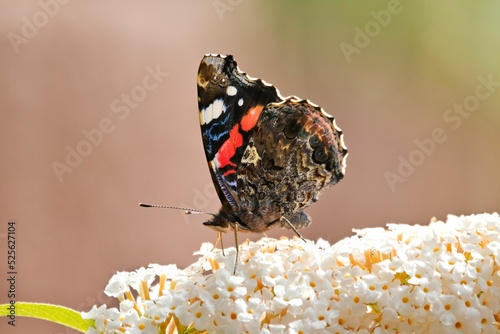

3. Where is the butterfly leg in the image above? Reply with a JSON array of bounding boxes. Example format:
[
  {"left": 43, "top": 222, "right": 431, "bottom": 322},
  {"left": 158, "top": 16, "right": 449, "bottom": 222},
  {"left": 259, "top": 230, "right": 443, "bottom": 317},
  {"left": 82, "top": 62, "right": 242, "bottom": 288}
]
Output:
[
  {"left": 212, "top": 231, "right": 225, "bottom": 256},
  {"left": 281, "top": 216, "right": 306, "bottom": 242},
  {"left": 232, "top": 224, "right": 239, "bottom": 275}
]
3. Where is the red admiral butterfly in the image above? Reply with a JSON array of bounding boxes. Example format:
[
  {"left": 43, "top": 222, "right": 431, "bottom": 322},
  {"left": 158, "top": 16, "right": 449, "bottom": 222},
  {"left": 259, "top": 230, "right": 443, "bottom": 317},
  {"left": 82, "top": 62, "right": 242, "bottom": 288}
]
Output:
[
  {"left": 197, "top": 54, "right": 348, "bottom": 243},
  {"left": 141, "top": 54, "right": 347, "bottom": 272}
]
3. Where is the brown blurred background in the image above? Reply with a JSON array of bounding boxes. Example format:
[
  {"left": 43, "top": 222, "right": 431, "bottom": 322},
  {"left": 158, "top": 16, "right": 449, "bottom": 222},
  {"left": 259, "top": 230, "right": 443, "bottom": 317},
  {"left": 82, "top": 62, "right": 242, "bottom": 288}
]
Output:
[{"left": 1, "top": 1, "right": 499, "bottom": 333}]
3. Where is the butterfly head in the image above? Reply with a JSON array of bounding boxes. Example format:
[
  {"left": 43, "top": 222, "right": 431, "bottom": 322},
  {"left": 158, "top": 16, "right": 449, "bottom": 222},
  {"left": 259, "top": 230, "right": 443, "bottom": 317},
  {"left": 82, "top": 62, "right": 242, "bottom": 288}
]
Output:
[
  {"left": 202, "top": 214, "right": 231, "bottom": 233},
  {"left": 202, "top": 201, "right": 243, "bottom": 233}
]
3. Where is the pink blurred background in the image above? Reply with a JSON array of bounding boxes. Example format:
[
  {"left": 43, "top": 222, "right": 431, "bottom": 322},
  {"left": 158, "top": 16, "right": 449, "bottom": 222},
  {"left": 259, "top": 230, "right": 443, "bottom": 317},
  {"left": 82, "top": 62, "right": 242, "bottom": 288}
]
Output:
[{"left": 1, "top": 1, "right": 499, "bottom": 333}]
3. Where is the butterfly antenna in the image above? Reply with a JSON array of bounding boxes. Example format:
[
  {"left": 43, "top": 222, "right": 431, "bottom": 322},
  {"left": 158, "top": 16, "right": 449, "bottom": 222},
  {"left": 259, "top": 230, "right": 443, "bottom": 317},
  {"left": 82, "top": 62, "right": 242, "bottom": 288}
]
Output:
[{"left": 139, "top": 203, "right": 215, "bottom": 216}]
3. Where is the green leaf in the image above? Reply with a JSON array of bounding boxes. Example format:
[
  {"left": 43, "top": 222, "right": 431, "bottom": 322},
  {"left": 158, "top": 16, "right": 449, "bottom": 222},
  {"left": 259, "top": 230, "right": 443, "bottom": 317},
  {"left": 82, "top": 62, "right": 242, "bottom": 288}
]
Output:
[{"left": 0, "top": 302, "right": 95, "bottom": 333}]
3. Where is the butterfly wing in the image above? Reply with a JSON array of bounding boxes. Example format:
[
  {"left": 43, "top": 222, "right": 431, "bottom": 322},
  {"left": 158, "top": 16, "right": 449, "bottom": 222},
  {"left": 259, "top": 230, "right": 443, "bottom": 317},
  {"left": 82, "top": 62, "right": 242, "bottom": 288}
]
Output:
[
  {"left": 236, "top": 98, "right": 348, "bottom": 230},
  {"left": 197, "top": 54, "right": 283, "bottom": 210}
]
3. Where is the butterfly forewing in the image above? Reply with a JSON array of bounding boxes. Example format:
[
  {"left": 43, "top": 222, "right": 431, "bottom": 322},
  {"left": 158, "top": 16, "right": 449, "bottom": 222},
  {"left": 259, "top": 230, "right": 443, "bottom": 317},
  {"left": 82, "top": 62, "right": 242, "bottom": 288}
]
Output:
[{"left": 197, "top": 54, "right": 283, "bottom": 209}]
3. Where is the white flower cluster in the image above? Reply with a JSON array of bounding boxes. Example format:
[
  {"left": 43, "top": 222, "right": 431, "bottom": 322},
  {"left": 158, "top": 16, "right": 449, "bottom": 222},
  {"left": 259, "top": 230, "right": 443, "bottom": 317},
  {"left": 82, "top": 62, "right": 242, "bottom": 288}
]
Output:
[{"left": 83, "top": 213, "right": 500, "bottom": 333}]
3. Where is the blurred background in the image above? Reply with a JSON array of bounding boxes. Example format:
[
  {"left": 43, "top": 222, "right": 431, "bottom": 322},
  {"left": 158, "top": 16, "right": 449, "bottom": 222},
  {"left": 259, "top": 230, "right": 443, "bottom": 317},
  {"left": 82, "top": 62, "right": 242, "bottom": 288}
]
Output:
[{"left": 1, "top": 1, "right": 499, "bottom": 332}]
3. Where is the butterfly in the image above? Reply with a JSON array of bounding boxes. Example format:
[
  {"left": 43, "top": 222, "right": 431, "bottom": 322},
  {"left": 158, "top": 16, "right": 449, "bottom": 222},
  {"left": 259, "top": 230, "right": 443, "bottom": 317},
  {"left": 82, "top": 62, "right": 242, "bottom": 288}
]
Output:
[
  {"left": 197, "top": 54, "right": 348, "bottom": 264},
  {"left": 141, "top": 54, "right": 347, "bottom": 272}
]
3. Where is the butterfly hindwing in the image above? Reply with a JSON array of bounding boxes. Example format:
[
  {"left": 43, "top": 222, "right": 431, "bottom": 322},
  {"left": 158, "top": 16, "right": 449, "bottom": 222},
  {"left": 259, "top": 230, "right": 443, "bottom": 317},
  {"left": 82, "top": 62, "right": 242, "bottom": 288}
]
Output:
[{"left": 235, "top": 99, "right": 347, "bottom": 230}]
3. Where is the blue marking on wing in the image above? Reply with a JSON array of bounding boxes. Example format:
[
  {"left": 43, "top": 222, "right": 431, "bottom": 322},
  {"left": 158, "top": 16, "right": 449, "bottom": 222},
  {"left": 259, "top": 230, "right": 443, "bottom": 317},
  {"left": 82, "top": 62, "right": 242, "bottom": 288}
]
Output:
[
  {"left": 201, "top": 109, "right": 231, "bottom": 158},
  {"left": 213, "top": 168, "right": 237, "bottom": 208}
]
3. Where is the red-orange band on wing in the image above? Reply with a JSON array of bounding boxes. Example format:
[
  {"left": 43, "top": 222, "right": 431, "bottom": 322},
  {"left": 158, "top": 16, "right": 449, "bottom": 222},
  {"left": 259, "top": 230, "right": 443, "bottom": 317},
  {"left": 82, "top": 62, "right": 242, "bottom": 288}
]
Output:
[
  {"left": 240, "top": 105, "right": 263, "bottom": 132},
  {"left": 216, "top": 124, "right": 243, "bottom": 169}
]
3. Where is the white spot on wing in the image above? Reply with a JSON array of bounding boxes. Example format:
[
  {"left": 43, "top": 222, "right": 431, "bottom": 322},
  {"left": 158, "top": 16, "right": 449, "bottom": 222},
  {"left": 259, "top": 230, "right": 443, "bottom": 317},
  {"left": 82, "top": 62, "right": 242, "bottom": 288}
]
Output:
[
  {"left": 210, "top": 159, "right": 219, "bottom": 170},
  {"left": 226, "top": 86, "right": 237, "bottom": 96},
  {"left": 201, "top": 99, "right": 225, "bottom": 125},
  {"left": 238, "top": 98, "right": 244, "bottom": 106}
]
